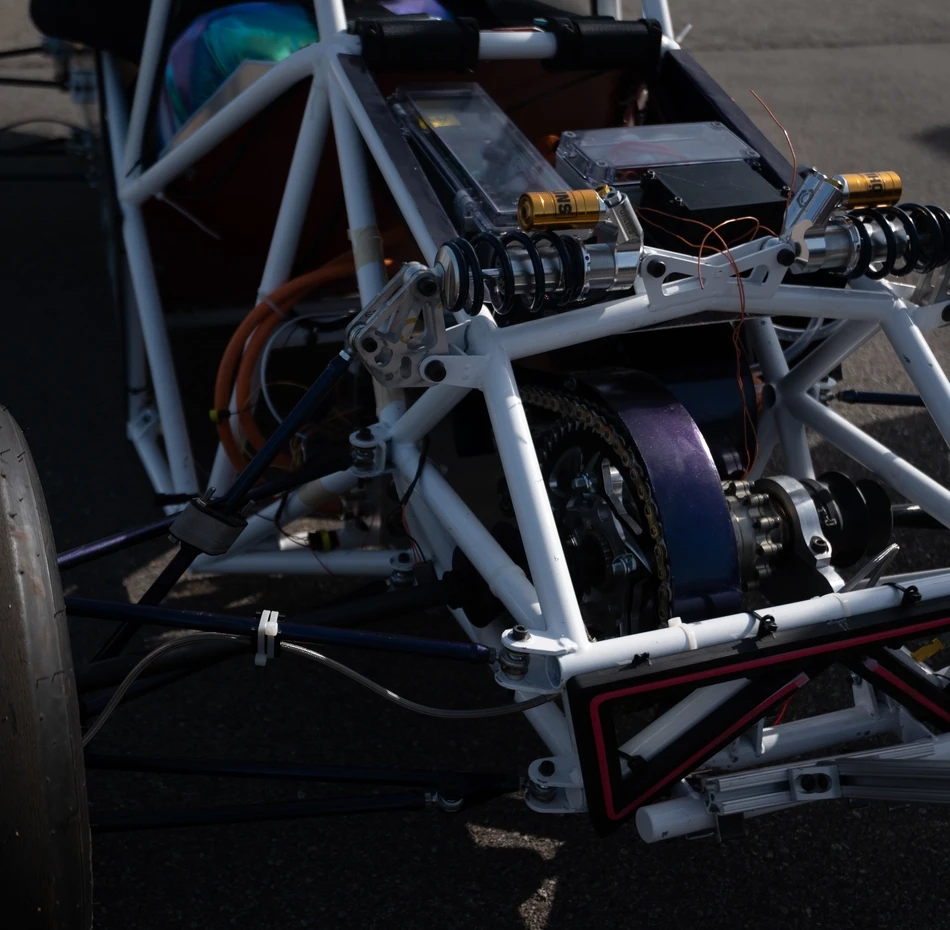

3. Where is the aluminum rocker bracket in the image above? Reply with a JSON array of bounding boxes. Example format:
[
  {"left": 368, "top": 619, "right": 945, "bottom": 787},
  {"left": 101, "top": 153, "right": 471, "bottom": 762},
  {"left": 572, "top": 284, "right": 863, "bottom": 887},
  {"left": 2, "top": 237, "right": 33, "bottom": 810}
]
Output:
[{"left": 347, "top": 262, "right": 448, "bottom": 389}]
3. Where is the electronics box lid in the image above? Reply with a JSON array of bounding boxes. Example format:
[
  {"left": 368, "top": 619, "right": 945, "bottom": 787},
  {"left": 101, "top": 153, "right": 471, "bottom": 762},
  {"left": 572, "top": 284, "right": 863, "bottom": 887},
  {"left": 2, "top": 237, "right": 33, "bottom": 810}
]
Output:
[
  {"left": 557, "top": 122, "right": 762, "bottom": 188},
  {"left": 390, "top": 83, "right": 566, "bottom": 232}
]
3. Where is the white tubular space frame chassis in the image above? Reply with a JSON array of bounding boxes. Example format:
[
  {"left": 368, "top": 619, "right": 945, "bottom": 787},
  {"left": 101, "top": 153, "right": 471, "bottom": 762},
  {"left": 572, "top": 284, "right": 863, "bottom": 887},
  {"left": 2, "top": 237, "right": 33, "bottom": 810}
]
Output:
[{"left": 98, "top": 0, "right": 950, "bottom": 839}]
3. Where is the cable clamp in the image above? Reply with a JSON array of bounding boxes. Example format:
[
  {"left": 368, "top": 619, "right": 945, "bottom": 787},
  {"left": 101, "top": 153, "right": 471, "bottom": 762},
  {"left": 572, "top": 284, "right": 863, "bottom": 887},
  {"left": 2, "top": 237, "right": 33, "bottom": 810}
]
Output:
[
  {"left": 255, "top": 610, "right": 280, "bottom": 667},
  {"left": 752, "top": 611, "right": 777, "bottom": 641},
  {"left": 885, "top": 582, "right": 922, "bottom": 607}
]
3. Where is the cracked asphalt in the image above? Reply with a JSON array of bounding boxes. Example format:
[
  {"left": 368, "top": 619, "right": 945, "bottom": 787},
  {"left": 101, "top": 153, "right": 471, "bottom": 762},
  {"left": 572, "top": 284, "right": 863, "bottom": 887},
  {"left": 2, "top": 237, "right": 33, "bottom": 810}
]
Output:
[{"left": 3, "top": 2, "right": 950, "bottom": 928}]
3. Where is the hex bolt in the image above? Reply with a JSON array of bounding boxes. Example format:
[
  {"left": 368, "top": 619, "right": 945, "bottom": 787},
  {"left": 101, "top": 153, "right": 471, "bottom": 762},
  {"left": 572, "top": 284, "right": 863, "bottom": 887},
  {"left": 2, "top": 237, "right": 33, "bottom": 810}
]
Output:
[
  {"left": 417, "top": 276, "right": 439, "bottom": 298},
  {"left": 424, "top": 360, "right": 447, "bottom": 383},
  {"left": 499, "top": 648, "right": 530, "bottom": 679},
  {"left": 529, "top": 781, "right": 557, "bottom": 803},
  {"left": 538, "top": 759, "right": 556, "bottom": 778},
  {"left": 360, "top": 335, "right": 378, "bottom": 353},
  {"left": 571, "top": 473, "right": 594, "bottom": 492},
  {"left": 611, "top": 553, "right": 639, "bottom": 577},
  {"left": 351, "top": 429, "right": 376, "bottom": 473},
  {"left": 810, "top": 535, "right": 829, "bottom": 553},
  {"left": 647, "top": 260, "right": 667, "bottom": 278},
  {"left": 389, "top": 551, "right": 416, "bottom": 588}
]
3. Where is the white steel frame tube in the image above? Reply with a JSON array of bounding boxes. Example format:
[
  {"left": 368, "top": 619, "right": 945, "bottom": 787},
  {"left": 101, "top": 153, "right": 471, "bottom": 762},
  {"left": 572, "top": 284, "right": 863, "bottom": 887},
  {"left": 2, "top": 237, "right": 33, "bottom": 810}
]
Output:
[
  {"left": 747, "top": 317, "right": 814, "bottom": 479},
  {"left": 329, "top": 56, "right": 440, "bottom": 264},
  {"left": 328, "top": 79, "right": 388, "bottom": 303},
  {"left": 704, "top": 704, "right": 901, "bottom": 771},
  {"left": 478, "top": 32, "right": 558, "bottom": 59},
  {"left": 257, "top": 76, "right": 331, "bottom": 295},
  {"left": 882, "top": 304, "right": 950, "bottom": 450},
  {"left": 780, "top": 319, "right": 880, "bottom": 396},
  {"left": 641, "top": 0, "right": 674, "bottom": 38},
  {"left": 787, "top": 392, "right": 950, "bottom": 527},
  {"left": 557, "top": 572, "right": 950, "bottom": 683},
  {"left": 103, "top": 55, "right": 198, "bottom": 495},
  {"left": 122, "top": 0, "right": 172, "bottom": 176},
  {"left": 471, "top": 332, "right": 588, "bottom": 644},
  {"left": 392, "top": 443, "right": 544, "bottom": 629}
]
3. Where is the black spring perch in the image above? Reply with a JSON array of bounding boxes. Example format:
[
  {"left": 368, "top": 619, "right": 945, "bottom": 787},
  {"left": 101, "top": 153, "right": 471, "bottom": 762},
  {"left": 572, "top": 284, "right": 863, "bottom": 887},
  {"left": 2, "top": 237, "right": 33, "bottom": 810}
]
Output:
[
  {"left": 443, "top": 232, "right": 586, "bottom": 317},
  {"left": 846, "top": 203, "right": 950, "bottom": 278}
]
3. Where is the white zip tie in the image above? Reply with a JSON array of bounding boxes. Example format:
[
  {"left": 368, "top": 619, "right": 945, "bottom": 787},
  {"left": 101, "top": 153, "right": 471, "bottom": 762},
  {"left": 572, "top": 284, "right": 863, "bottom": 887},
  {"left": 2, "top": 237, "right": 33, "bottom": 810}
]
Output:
[
  {"left": 255, "top": 609, "right": 280, "bottom": 666},
  {"left": 258, "top": 294, "right": 289, "bottom": 318},
  {"left": 668, "top": 616, "right": 698, "bottom": 650}
]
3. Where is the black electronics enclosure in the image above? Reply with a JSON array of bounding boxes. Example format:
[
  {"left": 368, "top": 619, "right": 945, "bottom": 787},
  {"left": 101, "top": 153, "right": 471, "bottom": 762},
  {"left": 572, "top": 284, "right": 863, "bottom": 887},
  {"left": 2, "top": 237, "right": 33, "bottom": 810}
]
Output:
[{"left": 639, "top": 161, "right": 787, "bottom": 254}]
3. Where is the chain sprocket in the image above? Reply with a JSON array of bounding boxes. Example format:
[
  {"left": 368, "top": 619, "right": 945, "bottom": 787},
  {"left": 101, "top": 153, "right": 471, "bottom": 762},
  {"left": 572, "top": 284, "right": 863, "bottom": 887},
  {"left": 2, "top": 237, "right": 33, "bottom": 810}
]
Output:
[{"left": 523, "top": 385, "right": 672, "bottom": 636}]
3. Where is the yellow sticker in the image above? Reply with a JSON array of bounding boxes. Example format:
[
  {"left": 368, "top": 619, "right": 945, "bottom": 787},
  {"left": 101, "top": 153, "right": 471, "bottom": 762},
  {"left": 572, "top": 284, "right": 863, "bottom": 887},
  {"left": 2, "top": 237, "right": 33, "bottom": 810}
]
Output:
[
  {"left": 911, "top": 638, "right": 945, "bottom": 662},
  {"left": 425, "top": 114, "right": 461, "bottom": 128}
]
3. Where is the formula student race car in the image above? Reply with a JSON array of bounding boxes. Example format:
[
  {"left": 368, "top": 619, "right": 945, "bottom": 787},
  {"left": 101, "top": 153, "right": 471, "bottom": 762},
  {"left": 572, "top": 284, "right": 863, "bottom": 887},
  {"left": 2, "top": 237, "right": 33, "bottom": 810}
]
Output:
[{"left": 7, "top": 1, "right": 950, "bottom": 926}]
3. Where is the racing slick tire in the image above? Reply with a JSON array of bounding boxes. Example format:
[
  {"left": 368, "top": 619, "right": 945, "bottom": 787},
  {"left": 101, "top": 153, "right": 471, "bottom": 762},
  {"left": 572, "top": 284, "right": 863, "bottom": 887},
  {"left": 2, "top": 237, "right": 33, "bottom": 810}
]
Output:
[{"left": 0, "top": 407, "right": 92, "bottom": 929}]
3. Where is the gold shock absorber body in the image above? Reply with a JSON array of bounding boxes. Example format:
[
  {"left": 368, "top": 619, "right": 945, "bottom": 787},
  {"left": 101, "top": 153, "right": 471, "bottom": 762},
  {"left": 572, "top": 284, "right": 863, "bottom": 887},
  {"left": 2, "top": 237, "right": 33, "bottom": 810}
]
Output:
[
  {"left": 518, "top": 189, "right": 605, "bottom": 231},
  {"left": 832, "top": 171, "right": 902, "bottom": 209}
]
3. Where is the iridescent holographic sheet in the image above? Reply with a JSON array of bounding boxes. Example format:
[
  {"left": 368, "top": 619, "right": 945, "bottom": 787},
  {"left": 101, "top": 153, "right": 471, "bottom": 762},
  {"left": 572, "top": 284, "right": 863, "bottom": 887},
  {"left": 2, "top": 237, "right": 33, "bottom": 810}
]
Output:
[{"left": 159, "top": 1, "right": 454, "bottom": 143}]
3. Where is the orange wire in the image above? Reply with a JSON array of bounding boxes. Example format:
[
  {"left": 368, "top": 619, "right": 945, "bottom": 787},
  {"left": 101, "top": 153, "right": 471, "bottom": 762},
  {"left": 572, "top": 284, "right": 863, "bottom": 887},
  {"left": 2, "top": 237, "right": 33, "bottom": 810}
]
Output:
[
  {"left": 235, "top": 255, "right": 399, "bottom": 465},
  {"left": 750, "top": 90, "right": 797, "bottom": 229},
  {"left": 773, "top": 696, "right": 792, "bottom": 725},
  {"left": 638, "top": 208, "right": 760, "bottom": 474},
  {"left": 214, "top": 249, "right": 359, "bottom": 472}
]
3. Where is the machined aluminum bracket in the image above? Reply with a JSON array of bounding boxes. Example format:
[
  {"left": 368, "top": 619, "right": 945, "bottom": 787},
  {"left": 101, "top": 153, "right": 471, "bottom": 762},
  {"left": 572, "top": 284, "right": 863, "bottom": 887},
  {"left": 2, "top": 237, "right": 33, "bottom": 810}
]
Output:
[
  {"left": 348, "top": 262, "right": 448, "bottom": 388},
  {"left": 640, "top": 238, "right": 787, "bottom": 308}
]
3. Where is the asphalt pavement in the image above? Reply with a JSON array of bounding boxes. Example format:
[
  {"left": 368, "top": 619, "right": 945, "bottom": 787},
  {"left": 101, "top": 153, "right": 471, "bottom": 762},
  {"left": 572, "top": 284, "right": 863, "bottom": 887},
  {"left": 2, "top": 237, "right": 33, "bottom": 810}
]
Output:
[{"left": 3, "top": 2, "right": 950, "bottom": 928}]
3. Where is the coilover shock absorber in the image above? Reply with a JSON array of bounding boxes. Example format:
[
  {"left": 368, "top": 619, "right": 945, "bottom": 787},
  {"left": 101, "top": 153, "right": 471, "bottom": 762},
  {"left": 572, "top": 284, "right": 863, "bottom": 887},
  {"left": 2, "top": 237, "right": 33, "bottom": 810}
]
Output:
[
  {"left": 437, "top": 230, "right": 594, "bottom": 317},
  {"left": 436, "top": 186, "right": 643, "bottom": 317},
  {"left": 786, "top": 170, "right": 950, "bottom": 279},
  {"left": 796, "top": 202, "right": 950, "bottom": 279}
]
